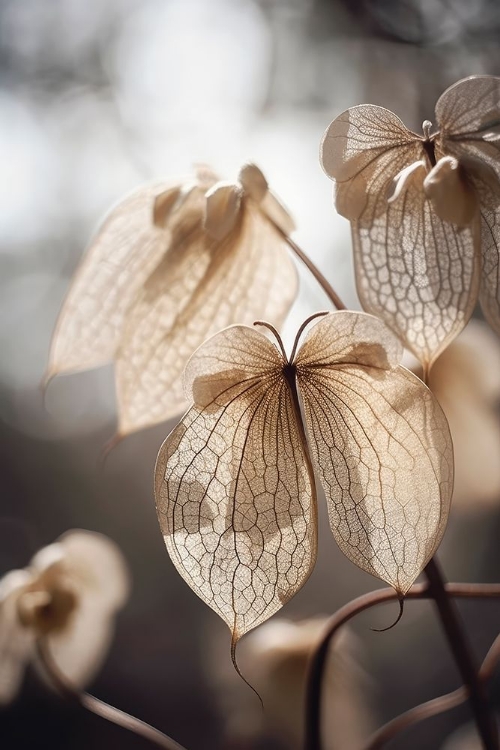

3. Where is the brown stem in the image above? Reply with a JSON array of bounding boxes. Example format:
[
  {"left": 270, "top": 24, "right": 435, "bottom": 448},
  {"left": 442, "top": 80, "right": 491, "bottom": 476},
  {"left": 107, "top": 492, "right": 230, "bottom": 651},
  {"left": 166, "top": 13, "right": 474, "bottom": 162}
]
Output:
[
  {"left": 365, "top": 631, "right": 500, "bottom": 750},
  {"left": 270, "top": 222, "right": 347, "bottom": 311},
  {"left": 304, "top": 582, "right": 500, "bottom": 750},
  {"left": 423, "top": 558, "right": 498, "bottom": 750},
  {"left": 36, "top": 639, "right": 188, "bottom": 750}
]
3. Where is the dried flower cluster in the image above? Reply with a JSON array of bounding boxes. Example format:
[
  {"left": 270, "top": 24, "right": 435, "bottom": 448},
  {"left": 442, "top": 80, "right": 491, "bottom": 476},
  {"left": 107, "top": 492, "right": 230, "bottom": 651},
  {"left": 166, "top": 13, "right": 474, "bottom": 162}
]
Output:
[
  {"left": 321, "top": 75, "right": 500, "bottom": 370},
  {"left": 46, "top": 164, "right": 296, "bottom": 435},
  {"left": 40, "top": 76, "right": 500, "bottom": 735},
  {"left": 0, "top": 530, "right": 129, "bottom": 703},
  {"left": 155, "top": 311, "right": 452, "bottom": 646}
]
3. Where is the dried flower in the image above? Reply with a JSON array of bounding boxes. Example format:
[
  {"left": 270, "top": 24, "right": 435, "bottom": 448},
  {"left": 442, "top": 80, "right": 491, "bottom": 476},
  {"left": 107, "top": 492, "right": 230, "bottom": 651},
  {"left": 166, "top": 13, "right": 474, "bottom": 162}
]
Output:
[
  {"left": 420, "top": 320, "right": 500, "bottom": 511},
  {"left": 0, "top": 530, "right": 129, "bottom": 704},
  {"left": 46, "top": 164, "right": 297, "bottom": 436},
  {"left": 321, "top": 75, "right": 500, "bottom": 369},
  {"left": 210, "top": 617, "right": 373, "bottom": 749},
  {"left": 155, "top": 311, "right": 453, "bottom": 650}
]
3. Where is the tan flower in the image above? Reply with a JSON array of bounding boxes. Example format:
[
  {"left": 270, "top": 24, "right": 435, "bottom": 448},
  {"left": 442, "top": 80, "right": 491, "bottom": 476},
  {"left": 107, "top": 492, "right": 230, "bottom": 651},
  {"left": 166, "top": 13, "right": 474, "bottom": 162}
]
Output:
[
  {"left": 155, "top": 311, "right": 453, "bottom": 650},
  {"left": 46, "top": 164, "right": 297, "bottom": 436},
  {"left": 424, "top": 321, "right": 500, "bottom": 511},
  {"left": 210, "top": 617, "right": 373, "bottom": 750},
  {"left": 321, "top": 75, "right": 500, "bottom": 370},
  {"left": 0, "top": 530, "right": 129, "bottom": 704}
]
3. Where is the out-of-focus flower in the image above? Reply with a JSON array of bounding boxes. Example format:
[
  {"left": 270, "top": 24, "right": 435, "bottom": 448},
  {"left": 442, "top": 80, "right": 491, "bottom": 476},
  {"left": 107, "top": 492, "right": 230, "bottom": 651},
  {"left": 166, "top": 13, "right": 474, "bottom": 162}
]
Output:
[
  {"left": 321, "top": 75, "right": 500, "bottom": 370},
  {"left": 0, "top": 530, "right": 129, "bottom": 704},
  {"left": 210, "top": 617, "right": 373, "bottom": 749},
  {"left": 45, "top": 163, "right": 297, "bottom": 437},
  {"left": 424, "top": 321, "right": 500, "bottom": 511}
]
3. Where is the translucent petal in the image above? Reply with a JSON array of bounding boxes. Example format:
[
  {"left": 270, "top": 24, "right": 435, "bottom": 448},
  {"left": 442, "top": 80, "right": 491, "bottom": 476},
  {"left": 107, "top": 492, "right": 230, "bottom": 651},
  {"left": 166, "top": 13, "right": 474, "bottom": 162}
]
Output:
[
  {"left": 46, "top": 183, "right": 176, "bottom": 378},
  {"left": 295, "top": 313, "right": 453, "bottom": 594},
  {"left": 437, "top": 75, "right": 500, "bottom": 180},
  {"left": 31, "top": 530, "right": 129, "bottom": 688},
  {"left": 116, "top": 202, "right": 297, "bottom": 435},
  {"left": 351, "top": 164, "right": 481, "bottom": 368},
  {"left": 478, "top": 203, "right": 500, "bottom": 335},
  {"left": 155, "top": 325, "right": 317, "bottom": 643},
  {"left": 423, "top": 156, "right": 478, "bottom": 226},
  {"left": 204, "top": 182, "right": 242, "bottom": 240},
  {"left": 0, "top": 570, "right": 34, "bottom": 704},
  {"left": 321, "top": 105, "right": 423, "bottom": 220},
  {"left": 295, "top": 310, "right": 402, "bottom": 371}
]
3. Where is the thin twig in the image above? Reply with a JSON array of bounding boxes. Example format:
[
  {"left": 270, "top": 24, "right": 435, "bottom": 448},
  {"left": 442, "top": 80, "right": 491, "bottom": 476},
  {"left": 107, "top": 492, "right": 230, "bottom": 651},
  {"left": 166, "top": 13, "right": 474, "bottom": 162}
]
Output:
[
  {"left": 424, "top": 558, "right": 498, "bottom": 750},
  {"left": 36, "top": 639, "right": 188, "bottom": 750},
  {"left": 270, "top": 222, "right": 347, "bottom": 311},
  {"left": 304, "top": 582, "right": 500, "bottom": 750},
  {"left": 364, "top": 631, "right": 500, "bottom": 749}
]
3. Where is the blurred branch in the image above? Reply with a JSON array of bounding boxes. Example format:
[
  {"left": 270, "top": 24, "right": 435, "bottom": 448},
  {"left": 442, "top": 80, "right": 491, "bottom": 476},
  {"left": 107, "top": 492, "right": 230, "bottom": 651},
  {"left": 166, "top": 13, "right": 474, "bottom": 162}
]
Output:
[
  {"left": 269, "top": 221, "right": 347, "bottom": 311},
  {"left": 36, "top": 639, "right": 188, "bottom": 750},
  {"left": 365, "top": 630, "right": 500, "bottom": 749},
  {"left": 304, "top": 581, "right": 500, "bottom": 750}
]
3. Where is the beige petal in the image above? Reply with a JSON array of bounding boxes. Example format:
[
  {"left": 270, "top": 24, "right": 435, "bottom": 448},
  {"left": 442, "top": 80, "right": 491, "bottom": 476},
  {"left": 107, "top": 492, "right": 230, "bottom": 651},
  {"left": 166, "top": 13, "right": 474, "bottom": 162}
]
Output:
[
  {"left": 321, "top": 105, "right": 422, "bottom": 220},
  {"left": 45, "top": 183, "right": 176, "bottom": 379},
  {"left": 437, "top": 75, "right": 500, "bottom": 180},
  {"left": 351, "top": 163, "right": 481, "bottom": 369},
  {"left": 204, "top": 182, "right": 243, "bottom": 240},
  {"left": 259, "top": 191, "right": 296, "bottom": 235},
  {"left": 295, "top": 314, "right": 453, "bottom": 594},
  {"left": 155, "top": 325, "right": 317, "bottom": 644},
  {"left": 0, "top": 570, "right": 35, "bottom": 704},
  {"left": 423, "top": 156, "right": 478, "bottom": 226},
  {"left": 436, "top": 75, "right": 500, "bottom": 137},
  {"left": 428, "top": 322, "right": 500, "bottom": 511},
  {"left": 31, "top": 531, "right": 128, "bottom": 689},
  {"left": 295, "top": 310, "right": 402, "bottom": 371},
  {"left": 43, "top": 592, "right": 116, "bottom": 690},
  {"left": 238, "top": 163, "right": 269, "bottom": 203},
  {"left": 55, "top": 530, "right": 130, "bottom": 610},
  {"left": 115, "top": 202, "right": 297, "bottom": 435},
  {"left": 153, "top": 186, "right": 183, "bottom": 228}
]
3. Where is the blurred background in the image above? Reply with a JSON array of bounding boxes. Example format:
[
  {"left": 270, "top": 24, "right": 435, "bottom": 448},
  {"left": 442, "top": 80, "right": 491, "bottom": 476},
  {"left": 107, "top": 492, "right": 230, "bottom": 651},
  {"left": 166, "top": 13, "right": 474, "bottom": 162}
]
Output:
[{"left": 1, "top": 0, "right": 500, "bottom": 748}]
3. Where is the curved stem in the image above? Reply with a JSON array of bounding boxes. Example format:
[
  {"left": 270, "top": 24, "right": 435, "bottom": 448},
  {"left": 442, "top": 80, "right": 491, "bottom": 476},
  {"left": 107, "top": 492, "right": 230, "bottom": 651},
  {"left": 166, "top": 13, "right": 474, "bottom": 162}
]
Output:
[
  {"left": 36, "top": 639, "right": 188, "bottom": 750},
  {"left": 424, "top": 558, "right": 498, "bottom": 750},
  {"left": 270, "top": 222, "right": 347, "bottom": 311},
  {"left": 304, "top": 582, "right": 500, "bottom": 750},
  {"left": 365, "top": 631, "right": 500, "bottom": 750}
]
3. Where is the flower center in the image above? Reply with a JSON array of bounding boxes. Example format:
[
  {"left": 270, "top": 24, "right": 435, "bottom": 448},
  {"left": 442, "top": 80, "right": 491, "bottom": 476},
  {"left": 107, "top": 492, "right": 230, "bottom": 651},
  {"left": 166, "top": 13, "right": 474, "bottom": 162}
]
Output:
[
  {"left": 17, "top": 586, "right": 78, "bottom": 635},
  {"left": 422, "top": 120, "right": 437, "bottom": 167}
]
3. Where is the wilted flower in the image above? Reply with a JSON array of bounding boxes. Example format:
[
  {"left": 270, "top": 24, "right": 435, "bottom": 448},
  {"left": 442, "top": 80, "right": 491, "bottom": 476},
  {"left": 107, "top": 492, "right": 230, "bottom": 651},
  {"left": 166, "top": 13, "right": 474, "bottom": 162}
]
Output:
[
  {"left": 210, "top": 617, "right": 373, "bottom": 749},
  {"left": 155, "top": 311, "right": 453, "bottom": 650},
  {"left": 321, "top": 75, "right": 500, "bottom": 370},
  {"left": 417, "top": 320, "right": 500, "bottom": 511},
  {"left": 46, "top": 164, "right": 297, "bottom": 436},
  {"left": 0, "top": 530, "right": 129, "bottom": 703}
]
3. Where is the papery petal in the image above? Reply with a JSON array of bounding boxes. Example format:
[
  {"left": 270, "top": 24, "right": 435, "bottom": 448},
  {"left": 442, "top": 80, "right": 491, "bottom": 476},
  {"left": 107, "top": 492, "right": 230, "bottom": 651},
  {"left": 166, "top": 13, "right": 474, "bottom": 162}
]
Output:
[
  {"left": 153, "top": 186, "right": 183, "bottom": 228},
  {"left": 321, "top": 105, "right": 423, "bottom": 220},
  {"left": 436, "top": 75, "right": 500, "bottom": 138},
  {"left": 423, "top": 156, "right": 478, "bottom": 226},
  {"left": 428, "top": 322, "right": 500, "bottom": 511},
  {"left": 295, "top": 313, "right": 453, "bottom": 594},
  {"left": 204, "top": 182, "right": 243, "bottom": 240},
  {"left": 0, "top": 570, "right": 35, "bottom": 704},
  {"left": 295, "top": 310, "right": 402, "bottom": 370},
  {"left": 351, "top": 163, "right": 481, "bottom": 368},
  {"left": 238, "top": 164, "right": 268, "bottom": 203},
  {"left": 43, "top": 592, "right": 115, "bottom": 689},
  {"left": 155, "top": 325, "right": 317, "bottom": 644},
  {"left": 259, "top": 191, "right": 296, "bottom": 235},
  {"left": 56, "top": 530, "right": 130, "bottom": 610},
  {"left": 437, "top": 75, "right": 500, "bottom": 180},
  {"left": 115, "top": 202, "right": 297, "bottom": 435},
  {"left": 45, "top": 182, "right": 180, "bottom": 379}
]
